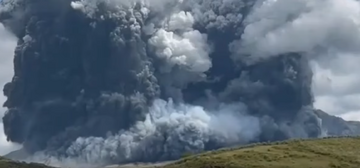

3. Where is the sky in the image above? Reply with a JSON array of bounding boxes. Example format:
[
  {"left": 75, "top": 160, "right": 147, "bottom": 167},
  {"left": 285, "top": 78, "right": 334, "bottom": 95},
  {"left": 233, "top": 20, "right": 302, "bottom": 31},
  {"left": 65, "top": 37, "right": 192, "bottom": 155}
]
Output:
[
  {"left": 0, "top": 23, "right": 21, "bottom": 155},
  {"left": 312, "top": 54, "right": 360, "bottom": 121}
]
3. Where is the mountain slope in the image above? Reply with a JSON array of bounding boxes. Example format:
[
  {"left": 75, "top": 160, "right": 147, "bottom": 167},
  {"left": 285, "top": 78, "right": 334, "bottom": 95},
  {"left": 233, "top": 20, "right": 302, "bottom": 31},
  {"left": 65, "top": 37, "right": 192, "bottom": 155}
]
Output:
[
  {"left": 315, "top": 110, "right": 360, "bottom": 136},
  {"left": 162, "top": 137, "right": 360, "bottom": 168}
]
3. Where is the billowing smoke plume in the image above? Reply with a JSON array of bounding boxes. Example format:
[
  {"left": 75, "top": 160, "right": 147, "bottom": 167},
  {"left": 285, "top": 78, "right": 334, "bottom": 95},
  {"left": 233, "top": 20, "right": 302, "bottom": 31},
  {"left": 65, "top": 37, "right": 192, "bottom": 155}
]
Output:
[{"left": 1, "top": 0, "right": 358, "bottom": 166}]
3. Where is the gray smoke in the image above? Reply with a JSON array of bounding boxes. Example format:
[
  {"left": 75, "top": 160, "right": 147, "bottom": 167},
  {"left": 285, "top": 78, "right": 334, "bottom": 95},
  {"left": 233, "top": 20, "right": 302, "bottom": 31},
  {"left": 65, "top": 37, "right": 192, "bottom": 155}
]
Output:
[
  {"left": 32, "top": 98, "right": 261, "bottom": 166},
  {"left": 1, "top": 0, "right": 358, "bottom": 166}
]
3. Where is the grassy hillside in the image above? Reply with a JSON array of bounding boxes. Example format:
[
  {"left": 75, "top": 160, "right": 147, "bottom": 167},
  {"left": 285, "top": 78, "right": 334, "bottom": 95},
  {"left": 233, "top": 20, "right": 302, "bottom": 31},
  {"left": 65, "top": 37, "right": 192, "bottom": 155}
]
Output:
[
  {"left": 163, "top": 137, "right": 360, "bottom": 168},
  {"left": 2, "top": 137, "right": 360, "bottom": 168},
  {"left": 0, "top": 157, "right": 53, "bottom": 168}
]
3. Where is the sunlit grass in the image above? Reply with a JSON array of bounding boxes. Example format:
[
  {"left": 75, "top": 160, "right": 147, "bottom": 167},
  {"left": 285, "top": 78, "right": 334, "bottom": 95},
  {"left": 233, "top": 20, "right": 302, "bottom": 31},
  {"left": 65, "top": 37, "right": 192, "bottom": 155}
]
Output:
[{"left": 163, "top": 136, "right": 360, "bottom": 168}]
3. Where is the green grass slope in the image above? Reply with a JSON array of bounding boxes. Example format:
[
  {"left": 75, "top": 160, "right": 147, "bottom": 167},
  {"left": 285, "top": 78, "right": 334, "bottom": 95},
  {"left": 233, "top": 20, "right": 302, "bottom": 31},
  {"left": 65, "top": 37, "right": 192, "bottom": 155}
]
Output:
[
  {"left": 0, "top": 157, "right": 53, "bottom": 168},
  {"left": 163, "top": 137, "right": 360, "bottom": 168}
]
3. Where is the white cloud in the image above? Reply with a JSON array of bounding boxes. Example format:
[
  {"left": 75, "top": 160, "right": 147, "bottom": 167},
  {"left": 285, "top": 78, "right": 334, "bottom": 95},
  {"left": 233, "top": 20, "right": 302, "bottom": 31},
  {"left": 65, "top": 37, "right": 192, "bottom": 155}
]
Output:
[
  {"left": 0, "top": 23, "right": 21, "bottom": 155},
  {"left": 312, "top": 54, "right": 360, "bottom": 120}
]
